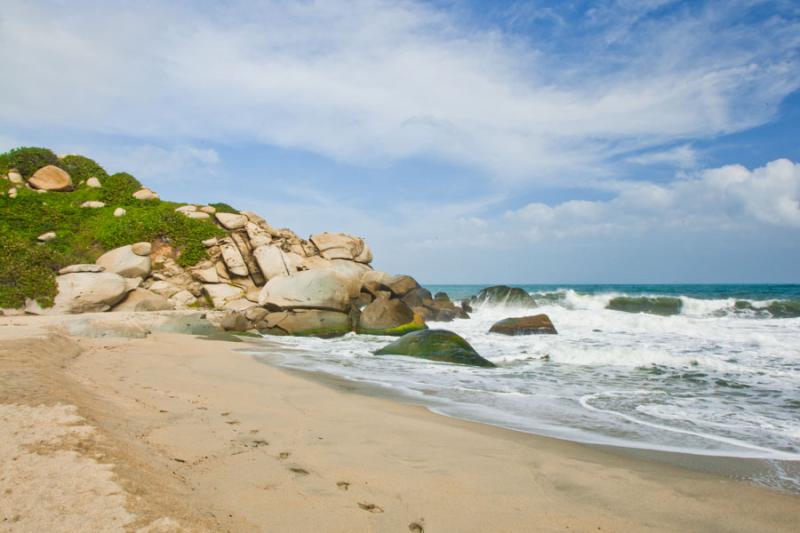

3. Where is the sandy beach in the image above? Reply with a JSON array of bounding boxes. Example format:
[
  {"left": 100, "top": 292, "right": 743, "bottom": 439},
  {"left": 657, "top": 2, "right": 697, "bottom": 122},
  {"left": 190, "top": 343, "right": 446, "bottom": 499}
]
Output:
[{"left": 1, "top": 312, "right": 798, "bottom": 532}]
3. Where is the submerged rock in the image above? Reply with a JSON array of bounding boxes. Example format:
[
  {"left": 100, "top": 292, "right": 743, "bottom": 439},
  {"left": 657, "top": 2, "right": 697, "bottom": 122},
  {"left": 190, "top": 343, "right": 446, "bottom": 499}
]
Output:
[
  {"left": 357, "top": 298, "right": 427, "bottom": 336},
  {"left": 489, "top": 314, "right": 557, "bottom": 335},
  {"left": 374, "top": 329, "right": 495, "bottom": 368},
  {"left": 470, "top": 285, "right": 535, "bottom": 307},
  {"left": 606, "top": 296, "right": 682, "bottom": 316}
]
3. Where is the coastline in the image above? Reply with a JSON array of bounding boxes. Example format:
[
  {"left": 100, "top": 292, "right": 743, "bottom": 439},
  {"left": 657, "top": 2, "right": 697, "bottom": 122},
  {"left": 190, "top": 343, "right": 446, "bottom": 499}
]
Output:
[{"left": 1, "top": 313, "right": 799, "bottom": 532}]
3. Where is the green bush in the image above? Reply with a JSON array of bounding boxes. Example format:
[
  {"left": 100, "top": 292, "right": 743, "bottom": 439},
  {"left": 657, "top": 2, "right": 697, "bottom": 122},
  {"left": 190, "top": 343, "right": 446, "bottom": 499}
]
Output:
[
  {"left": 0, "top": 151, "right": 228, "bottom": 307},
  {"left": 101, "top": 172, "right": 144, "bottom": 205},
  {"left": 209, "top": 202, "right": 239, "bottom": 213},
  {"left": 0, "top": 147, "right": 60, "bottom": 178},
  {"left": 60, "top": 155, "right": 109, "bottom": 183}
]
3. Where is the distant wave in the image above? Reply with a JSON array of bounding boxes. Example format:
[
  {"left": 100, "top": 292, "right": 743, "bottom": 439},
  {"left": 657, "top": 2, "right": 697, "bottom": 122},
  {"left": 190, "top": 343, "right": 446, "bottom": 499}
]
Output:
[{"left": 469, "top": 289, "right": 800, "bottom": 319}]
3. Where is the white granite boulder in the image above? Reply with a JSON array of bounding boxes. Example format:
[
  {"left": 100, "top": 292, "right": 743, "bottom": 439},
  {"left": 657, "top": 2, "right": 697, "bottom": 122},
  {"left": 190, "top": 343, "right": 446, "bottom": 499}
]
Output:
[
  {"left": 96, "top": 244, "right": 151, "bottom": 278},
  {"left": 29, "top": 165, "right": 73, "bottom": 191},
  {"left": 257, "top": 270, "right": 350, "bottom": 311}
]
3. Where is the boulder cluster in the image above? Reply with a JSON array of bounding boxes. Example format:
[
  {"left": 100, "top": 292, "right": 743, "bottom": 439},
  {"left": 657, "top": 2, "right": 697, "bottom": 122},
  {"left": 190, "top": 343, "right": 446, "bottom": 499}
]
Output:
[{"left": 14, "top": 170, "right": 472, "bottom": 337}]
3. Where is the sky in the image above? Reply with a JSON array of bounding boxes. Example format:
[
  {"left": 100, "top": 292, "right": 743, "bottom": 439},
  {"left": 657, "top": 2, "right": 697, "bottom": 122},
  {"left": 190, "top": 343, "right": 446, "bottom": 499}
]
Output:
[{"left": 1, "top": 0, "right": 799, "bottom": 283}]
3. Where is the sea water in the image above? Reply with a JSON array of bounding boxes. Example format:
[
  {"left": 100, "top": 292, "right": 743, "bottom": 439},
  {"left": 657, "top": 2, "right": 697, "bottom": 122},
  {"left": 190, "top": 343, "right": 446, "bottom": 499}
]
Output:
[{"left": 250, "top": 284, "right": 800, "bottom": 491}]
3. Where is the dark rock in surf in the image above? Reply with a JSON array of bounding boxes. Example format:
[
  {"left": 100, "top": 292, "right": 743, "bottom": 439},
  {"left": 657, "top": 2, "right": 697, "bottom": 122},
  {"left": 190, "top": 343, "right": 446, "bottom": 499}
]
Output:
[
  {"left": 470, "top": 285, "right": 535, "bottom": 307},
  {"left": 374, "top": 329, "right": 494, "bottom": 368},
  {"left": 489, "top": 314, "right": 557, "bottom": 335}
]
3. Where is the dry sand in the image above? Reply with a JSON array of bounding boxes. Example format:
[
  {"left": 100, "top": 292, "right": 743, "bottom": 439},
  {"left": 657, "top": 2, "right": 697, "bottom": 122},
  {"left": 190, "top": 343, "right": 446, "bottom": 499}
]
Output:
[{"left": 1, "top": 312, "right": 798, "bottom": 532}]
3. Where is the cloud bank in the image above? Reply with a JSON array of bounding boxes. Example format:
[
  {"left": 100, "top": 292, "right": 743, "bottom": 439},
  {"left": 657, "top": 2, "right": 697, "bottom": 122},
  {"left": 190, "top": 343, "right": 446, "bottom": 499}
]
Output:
[{"left": 1, "top": 0, "right": 798, "bottom": 182}]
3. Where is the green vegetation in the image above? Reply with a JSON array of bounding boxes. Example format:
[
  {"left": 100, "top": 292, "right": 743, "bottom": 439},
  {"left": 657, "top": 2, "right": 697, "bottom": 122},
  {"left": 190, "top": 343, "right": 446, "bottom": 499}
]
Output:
[
  {"left": 374, "top": 329, "right": 495, "bottom": 367},
  {"left": 0, "top": 148, "right": 226, "bottom": 308},
  {"left": 60, "top": 154, "right": 109, "bottom": 183},
  {"left": 209, "top": 202, "right": 239, "bottom": 214},
  {"left": 0, "top": 147, "right": 60, "bottom": 178}
]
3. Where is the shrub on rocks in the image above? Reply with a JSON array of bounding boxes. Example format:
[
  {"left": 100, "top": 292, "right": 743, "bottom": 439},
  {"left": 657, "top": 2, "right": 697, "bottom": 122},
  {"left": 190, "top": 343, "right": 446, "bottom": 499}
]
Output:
[{"left": 0, "top": 147, "right": 60, "bottom": 178}]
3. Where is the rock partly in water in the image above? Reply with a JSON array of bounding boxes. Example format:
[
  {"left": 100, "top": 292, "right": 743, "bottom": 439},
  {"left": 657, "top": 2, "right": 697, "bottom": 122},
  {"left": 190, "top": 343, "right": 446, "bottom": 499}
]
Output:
[
  {"left": 357, "top": 298, "right": 427, "bottom": 336},
  {"left": 374, "top": 329, "right": 494, "bottom": 367},
  {"left": 470, "top": 285, "right": 535, "bottom": 307},
  {"left": 28, "top": 165, "right": 73, "bottom": 191},
  {"left": 606, "top": 296, "right": 682, "bottom": 316},
  {"left": 489, "top": 314, "right": 557, "bottom": 335},
  {"left": 96, "top": 244, "right": 151, "bottom": 278}
]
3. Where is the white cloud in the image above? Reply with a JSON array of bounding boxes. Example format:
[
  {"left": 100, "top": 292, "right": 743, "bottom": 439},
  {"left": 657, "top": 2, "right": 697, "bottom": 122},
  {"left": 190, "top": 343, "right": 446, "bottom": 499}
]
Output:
[
  {"left": 86, "top": 144, "right": 220, "bottom": 183},
  {"left": 627, "top": 144, "right": 698, "bottom": 168},
  {"left": 505, "top": 158, "right": 800, "bottom": 241},
  {"left": 0, "top": 0, "right": 797, "bottom": 183}
]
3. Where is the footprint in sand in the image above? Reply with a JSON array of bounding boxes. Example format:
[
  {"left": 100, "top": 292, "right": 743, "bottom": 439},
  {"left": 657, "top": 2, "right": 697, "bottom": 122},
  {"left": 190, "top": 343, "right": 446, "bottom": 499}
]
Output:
[
  {"left": 336, "top": 481, "right": 350, "bottom": 491},
  {"left": 289, "top": 467, "right": 309, "bottom": 475},
  {"left": 408, "top": 520, "right": 425, "bottom": 532},
  {"left": 250, "top": 439, "right": 269, "bottom": 448},
  {"left": 358, "top": 502, "right": 384, "bottom": 514},
  {"left": 279, "top": 452, "right": 291, "bottom": 460},
  {"left": 225, "top": 420, "right": 240, "bottom": 425}
]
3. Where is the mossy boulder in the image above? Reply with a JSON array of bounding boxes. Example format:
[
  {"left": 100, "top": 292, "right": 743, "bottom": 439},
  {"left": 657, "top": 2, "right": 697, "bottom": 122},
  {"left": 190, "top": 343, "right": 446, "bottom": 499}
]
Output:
[
  {"left": 606, "top": 296, "right": 682, "bottom": 316},
  {"left": 489, "top": 314, "right": 557, "bottom": 335},
  {"left": 262, "top": 309, "right": 352, "bottom": 338},
  {"left": 356, "top": 298, "right": 427, "bottom": 336},
  {"left": 374, "top": 329, "right": 495, "bottom": 367},
  {"left": 470, "top": 285, "right": 535, "bottom": 307}
]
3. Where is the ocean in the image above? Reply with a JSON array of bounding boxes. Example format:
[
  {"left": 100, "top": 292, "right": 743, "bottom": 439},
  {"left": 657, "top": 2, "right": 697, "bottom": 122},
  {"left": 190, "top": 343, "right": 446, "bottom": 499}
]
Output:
[{"left": 250, "top": 284, "right": 800, "bottom": 491}]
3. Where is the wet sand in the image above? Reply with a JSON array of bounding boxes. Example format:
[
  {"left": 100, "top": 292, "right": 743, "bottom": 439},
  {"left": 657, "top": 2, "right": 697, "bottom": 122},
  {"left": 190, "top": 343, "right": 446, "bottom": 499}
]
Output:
[{"left": 1, "top": 312, "right": 798, "bottom": 532}]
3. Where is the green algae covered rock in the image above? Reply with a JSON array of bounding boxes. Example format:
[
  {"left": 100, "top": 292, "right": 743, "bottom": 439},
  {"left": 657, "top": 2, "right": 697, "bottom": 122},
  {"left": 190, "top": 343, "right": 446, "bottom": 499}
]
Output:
[
  {"left": 606, "top": 296, "right": 682, "bottom": 316},
  {"left": 374, "top": 329, "right": 495, "bottom": 368}
]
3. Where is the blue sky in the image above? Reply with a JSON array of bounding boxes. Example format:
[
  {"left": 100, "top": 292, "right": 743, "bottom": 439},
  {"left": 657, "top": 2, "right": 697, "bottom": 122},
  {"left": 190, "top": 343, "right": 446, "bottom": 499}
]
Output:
[{"left": 1, "top": 0, "right": 799, "bottom": 283}]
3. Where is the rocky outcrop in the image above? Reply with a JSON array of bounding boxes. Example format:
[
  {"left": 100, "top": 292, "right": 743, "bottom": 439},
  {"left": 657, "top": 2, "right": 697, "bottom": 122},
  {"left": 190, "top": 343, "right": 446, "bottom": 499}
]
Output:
[
  {"left": 489, "top": 314, "right": 557, "bottom": 335},
  {"left": 470, "top": 285, "right": 535, "bottom": 307},
  {"left": 374, "top": 329, "right": 495, "bottom": 368},
  {"left": 259, "top": 309, "right": 352, "bottom": 338},
  {"left": 310, "top": 232, "right": 372, "bottom": 263},
  {"left": 111, "top": 288, "right": 174, "bottom": 312},
  {"left": 96, "top": 244, "right": 151, "bottom": 278},
  {"left": 357, "top": 298, "right": 426, "bottom": 336},
  {"left": 215, "top": 212, "right": 248, "bottom": 230},
  {"left": 28, "top": 165, "right": 73, "bottom": 191}
]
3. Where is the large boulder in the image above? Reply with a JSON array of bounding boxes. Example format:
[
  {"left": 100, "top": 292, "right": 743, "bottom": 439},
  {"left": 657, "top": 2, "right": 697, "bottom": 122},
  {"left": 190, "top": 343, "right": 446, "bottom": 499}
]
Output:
[
  {"left": 309, "top": 232, "right": 371, "bottom": 262},
  {"left": 203, "top": 283, "right": 245, "bottom": 309},
  {"left": 489, "top": 314, "right": 557, "bottom": 335},
  {"left": 96, "top": 244, "right": 151, "bottom": 278},
  {"left": 28, "top": 165, "right": 73, "bottom": 191},
  {"left": 219, "top": 238, "right": 249, "bottom": 277},
  {"left": 470, "top": 285, "right": 535, "bottom": 307},
  {"left": 253, "top": 245, "right": 291, "bottom": 279},
  {"left": 51, "top": 272, "right": 132, "bottom": 313},
  {"left": 374, "top": 330, "right": 495, "bottom": 368},
  {"left": 324, "top": 260, "right": 371, "bottom": 299},
  {"left": 384, "top": 275, "right": 420, "bottom": 297},
  {"left": 261, "top": 309, "right": 352, "bottom": 338},
  {"left": 215, "top": 212, "right": 247, "bottom": 230},
  {"left": 401, "top": 286, "right": 433, "bottom": 307},
  {"left": 357, "top": 298, "right": 427, "bottom": 336},
  {"left": 258, "top": 270, "right": 350, "bottom": 311}
]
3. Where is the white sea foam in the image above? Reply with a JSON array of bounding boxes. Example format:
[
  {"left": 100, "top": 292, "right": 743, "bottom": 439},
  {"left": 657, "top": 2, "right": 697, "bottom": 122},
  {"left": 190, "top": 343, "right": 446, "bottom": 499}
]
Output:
[{"left": 249, "top": 289, "right": 800, "bottom": 490}]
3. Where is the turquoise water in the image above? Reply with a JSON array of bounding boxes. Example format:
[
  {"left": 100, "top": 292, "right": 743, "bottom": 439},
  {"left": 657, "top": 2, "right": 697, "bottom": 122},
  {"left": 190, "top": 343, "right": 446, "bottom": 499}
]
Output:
[{"left": 426, "top": 284, "right": 800, "bottom": 305}]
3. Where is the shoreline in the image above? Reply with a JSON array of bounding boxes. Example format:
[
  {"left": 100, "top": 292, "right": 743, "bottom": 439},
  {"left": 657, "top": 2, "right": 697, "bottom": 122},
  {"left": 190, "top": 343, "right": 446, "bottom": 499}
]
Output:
[
  {"left": 252, "top": 345, "right": 800, "bottom": 494},
  {"left": 2, "top": 312, "right": 799, "bottom": 531}
]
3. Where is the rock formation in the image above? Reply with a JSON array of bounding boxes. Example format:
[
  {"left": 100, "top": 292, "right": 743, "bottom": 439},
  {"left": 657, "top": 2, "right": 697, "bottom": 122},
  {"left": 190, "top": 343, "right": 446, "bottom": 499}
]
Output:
[
  {"left": 489, "top": 314, "right": 557, "bottom": 335},
  {"left": 374, "top": 329, "right": 495, "bottom": 367}
]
